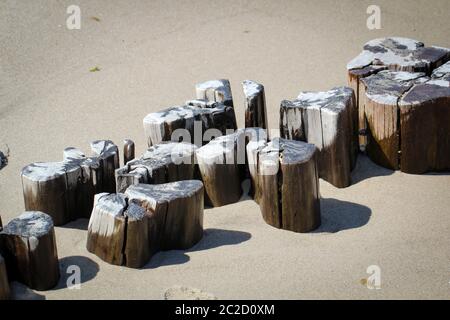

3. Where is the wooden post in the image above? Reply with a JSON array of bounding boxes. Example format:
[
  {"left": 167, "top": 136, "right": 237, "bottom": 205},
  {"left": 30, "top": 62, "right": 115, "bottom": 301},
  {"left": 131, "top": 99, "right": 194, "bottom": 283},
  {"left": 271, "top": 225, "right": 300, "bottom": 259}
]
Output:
[
  {"left": 21, "top": 140, "right": 119, "bottom": 225},
  {"left": 196, "top": 130, "right": 246, "bottom": 207},
  {"left": 87, "top": 181, "right": 203, "bottom": 268},
  {"left": 115, "top": 142, "right": 197, "bottom": 193},
  {"left": 256, "top": 138, "right": 320, "bottom": 233},
  {"left": 143, "top": 101, "right": 237, "bottom": 147},
  {"left": 195, "top": 79, "right": 234, "bottom": 108},
  {"left": 243, "top": 80, "right": 268, "bottom": 129},
  {"left": 361, "top": 71, "right": 427, "bottom": 170},
  {"left": 280, "top": 87, "right": 357, "bottom": 188},
  {"left": 347, "top": 37, "right": 450, "bottom": 152},
  {"left": 123, "top": 139, "right": 135, "bottom": 165},
  {"left": 244, "top": 128, "right": 268, "bottom": 203},
  {"left": 0, "top": 253, "right": 9, "bottom": 300},
  {"left": 0, "top": 211, "right": 59, "bottom": 290}
]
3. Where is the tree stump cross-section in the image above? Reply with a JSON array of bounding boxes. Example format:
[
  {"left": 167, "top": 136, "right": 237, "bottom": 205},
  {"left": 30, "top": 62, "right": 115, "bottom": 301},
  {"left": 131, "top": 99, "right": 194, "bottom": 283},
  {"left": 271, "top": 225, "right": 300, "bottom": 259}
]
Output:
[
  {"left": 21, "top": 140, "right": 119, "bottom": 225},
  {"left": 280, "top": 87, "right": 357, "bottom": 188},
  {"left": 256, "top": 138, "right": 321, "bottom": 233},
  {"left": 143, "top": 100, "right": 237, "bottom": 147},
  {"left": 347, "top": 37, "right": 450, "bottom": 151},
  {"left": 115, "top": 142, "right": 197, "bottom": 193},
  {"left": 0, "top": 211, "right": 59, "bottom": 291},
  {"left": 87, "top": 180, "right": 204, "bottom": 268}
]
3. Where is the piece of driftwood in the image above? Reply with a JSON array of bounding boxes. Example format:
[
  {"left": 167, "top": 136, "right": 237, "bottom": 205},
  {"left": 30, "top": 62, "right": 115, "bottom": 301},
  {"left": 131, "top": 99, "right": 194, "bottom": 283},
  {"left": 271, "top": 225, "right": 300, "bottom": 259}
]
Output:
[
  {"left": 244, "top": 128, "right": 268, "bottom": 203},
  {"left": 87, "top": 181, "right": 204, "bottom": 268},
  {"left": 21, "top": 140, "right": 119, "bottom": 225},
  {"left": 0, "top": 212, "right": 59, "bottom": 290},
  {"left": 347, "top": 37, "right": 450, "bottom": 151},
  {"left": 195, "top": 130, "right": 247, "bottom": 207},
  {"left": 0, "top": 253, "right": 9, "bottom": 300},
  {"left": 195, "top": 79, "right": 234, "bottom": 108},
  {"left": 115, "top": 142, "right": 197, "bottom": 193},
  {"left": 123, "top": 139, "right": 135, "bottom": 165},
  {"left": 243, "top": 80, "right": 268, "bottom": 129},
  {"left": 256, "top": 138, "right": 320, "bottom": 233},
  {"left": 143, "top": 100, "right": 237, "bottom": 147},
  {"left": 280, "top": 87, "right": 356, "bottom": 188}
]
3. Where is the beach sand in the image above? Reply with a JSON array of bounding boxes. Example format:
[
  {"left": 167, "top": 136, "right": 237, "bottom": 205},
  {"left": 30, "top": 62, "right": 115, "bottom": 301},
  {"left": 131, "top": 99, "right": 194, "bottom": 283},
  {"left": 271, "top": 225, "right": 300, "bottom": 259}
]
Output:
[{"left": 1, "top": 0, "right": 449, "bottom": 299}]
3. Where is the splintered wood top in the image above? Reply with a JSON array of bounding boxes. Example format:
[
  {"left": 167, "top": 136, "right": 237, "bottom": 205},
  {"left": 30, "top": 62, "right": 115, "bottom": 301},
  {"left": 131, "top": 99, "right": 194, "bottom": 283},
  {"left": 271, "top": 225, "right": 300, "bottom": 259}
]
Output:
[
  {"left": 1, "top": 211, "right": 53, "bottom": 237},
  {"left": 259, "top": 138, "right": 316, "bottom": 165}
]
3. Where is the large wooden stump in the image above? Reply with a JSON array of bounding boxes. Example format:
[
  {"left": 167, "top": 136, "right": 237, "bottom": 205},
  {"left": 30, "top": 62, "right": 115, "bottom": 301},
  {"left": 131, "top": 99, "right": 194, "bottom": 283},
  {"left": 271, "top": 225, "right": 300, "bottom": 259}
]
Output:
[
  {"left": 87, "top": 180, "right": 204, "bottom": 268},
  {"left": 0, "top": 253, "right": 9, "bottom": 300},
  {"left": 243, "top": 80, "right": 268, "bottom": 129},
  {"left": 347, "top": 37, "right": 450, "bottom": 151},
  {"left": 195, "top": 130, "right": 246, "bottom": 207},
  {"left": 256, "top": 138, "right": 320, "bottom": 233},
  {"left": 21, "top": 140, "right": 119, "bottom": 225},
  {"left": 244, "top": 127, "right": 268, "bottom": 203},
  {"left": 195, "top": 79, "right": 234, "bottom": 108},
  {"left": 115, "top": 142, "right": 197, "bottom": 193},
  {"left": 143, "top": 100, "right": 237, "bottom": 147},
  {"left": 0, "top": 211, "right": 59, "bottom": 290},
  {"left": 280, "top": 87, "right": 356, "bottom": 188},
  {"left": 358, "top": 65, "right": 450, "bottom": 173}
]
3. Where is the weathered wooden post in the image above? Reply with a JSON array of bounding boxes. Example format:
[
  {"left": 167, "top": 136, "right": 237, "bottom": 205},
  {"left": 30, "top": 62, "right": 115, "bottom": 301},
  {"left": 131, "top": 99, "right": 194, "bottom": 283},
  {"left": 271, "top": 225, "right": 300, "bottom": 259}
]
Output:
[
  {"left": 347, "top": 37, "right": 450, "bottom": 151},
  {"left": 280, "top": 87, "right": 357, "bottom": 188},
  {"left": 115, "top": 142, "right": 197, "bottom": 193},
  {"left": 0, "top": 253, "right": 9, "bottom": 300},
  {"left": 196, "top": 130, "right": 246, "bottom": 207},
  {"left": 21, "top": 140, "right": 119, "bottom": 225},
  {"left": 195, "top": 79, "right": 234, "bottom": 108},
  {"left": 87, "top": 181, "right": 204, "bottom": 268},
  {"left": 143, "top": 101, "right": 237, "bottom": 147},
  {"left": 123, "top": 139, "right": 135, "bottom": 165},
  {"left": 256, "top": 138, "right": 321, "bottom": 233},
  {"left": 0, "top": 211, "right": 59, "bottom": 290},
  {"left": 244, "top": 127, "right": 268, "bottom": 203},
  {"left": 243, "top": 80, "right": 268, "bottom": 129}
]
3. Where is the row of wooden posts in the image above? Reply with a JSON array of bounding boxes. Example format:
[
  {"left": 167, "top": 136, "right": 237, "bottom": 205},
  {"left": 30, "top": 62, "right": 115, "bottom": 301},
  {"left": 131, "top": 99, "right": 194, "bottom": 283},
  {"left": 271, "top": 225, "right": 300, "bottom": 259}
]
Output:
[{"left": 1, "top": 37, "right": 449, "bottom": 298}]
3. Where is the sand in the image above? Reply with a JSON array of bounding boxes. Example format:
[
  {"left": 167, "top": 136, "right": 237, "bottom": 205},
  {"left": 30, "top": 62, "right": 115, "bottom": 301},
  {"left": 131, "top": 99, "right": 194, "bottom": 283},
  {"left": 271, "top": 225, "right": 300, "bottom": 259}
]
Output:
[{"left": 1, "top": 0, "right": 449, "bottom": 299}]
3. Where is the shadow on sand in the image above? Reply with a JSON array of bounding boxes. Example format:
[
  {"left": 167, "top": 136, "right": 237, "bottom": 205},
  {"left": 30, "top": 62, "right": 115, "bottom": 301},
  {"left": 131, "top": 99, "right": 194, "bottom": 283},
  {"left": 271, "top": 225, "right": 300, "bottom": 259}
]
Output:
[{"left": 351, "top": 154, "right": 394, "bottom": 184}]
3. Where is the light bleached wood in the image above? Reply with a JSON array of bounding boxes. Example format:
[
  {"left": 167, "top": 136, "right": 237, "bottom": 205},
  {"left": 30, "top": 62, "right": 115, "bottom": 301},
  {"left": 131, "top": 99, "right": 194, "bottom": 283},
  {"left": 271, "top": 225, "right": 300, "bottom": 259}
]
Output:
[
  {"left": 115, "top": 142, "right": 197, "bottom": 193},
  {"left": 195, "top": 79, "right": 234, "bottom": 108},
  {"left": 280, "top": 87, "right": 356, "bottom": 188},
  {"left": 21, "top": 140, "right": 119, "bottom": 225},
  {"left": 195, "top": 130, "right": 246, "bottom": 207},
  {"left": 87, "top": 181, "right": 204, "bottom": 268},
  {"left": 0, "top": 253, "right": 9, "bottom": 300},
  {"left": 244, "top": 128, "right": 268, "bottom": 203},
  {"left": 256, "top": 138, "right": 320, "bottom": 233},
  {"left": 0, "top": 211, "right": 59, "bottom": 290},
  {"left": 243, "top": 80, "right": 268, "bottom": 129},
  {"left": 123, "top": 139, "right": 135, "bottom": 165},
  {"left": 143, "top": 101, "right": 237, "bottom": 147},
  {"left": 347, "top": 37, "right": 450, "bottom": 151}
]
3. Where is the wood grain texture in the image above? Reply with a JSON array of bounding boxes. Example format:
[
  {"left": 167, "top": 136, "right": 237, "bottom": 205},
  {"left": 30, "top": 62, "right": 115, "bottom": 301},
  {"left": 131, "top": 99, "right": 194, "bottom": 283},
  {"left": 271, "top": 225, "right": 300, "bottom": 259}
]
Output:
[
  {"left": 256, "top": 138, "right": 321, "bottom": 233},
  {"left": 87, "top": 181, "right": 204, "bottom": 268},
  {"left": 0, "top": 211, "right": 59, "bottom": 291},
  {"left": 195, "top": 79, "right": 234, "bottom": 108},
  {"left": 123, "top": 139, "right": 135, "bottom": 165},
  {"left": 115, "top": 142, "right": 197, "bottom": 193},
  {"left": 243, "top": 80, "right": 268, "bottom": 129},
  {"left": 21, "top": 140, "right": 119, "bottom": 225},
  {"left": 280, "top": 87, "right": 356, "bottom": 188}
]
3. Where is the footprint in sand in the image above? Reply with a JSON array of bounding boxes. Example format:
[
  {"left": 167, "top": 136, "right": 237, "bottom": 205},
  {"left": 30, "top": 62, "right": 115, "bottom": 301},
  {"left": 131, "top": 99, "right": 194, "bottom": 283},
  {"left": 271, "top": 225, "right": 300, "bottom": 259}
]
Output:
[{"left": 164, "top": 286, "right": 217, "bottom": 300}]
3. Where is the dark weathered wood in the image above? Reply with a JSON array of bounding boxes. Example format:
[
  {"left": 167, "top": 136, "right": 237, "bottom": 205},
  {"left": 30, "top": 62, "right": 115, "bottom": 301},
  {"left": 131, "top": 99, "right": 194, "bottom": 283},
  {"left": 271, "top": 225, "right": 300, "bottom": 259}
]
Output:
[
  {"left": 0, "top": 253, "right": 9, "bottom": 300},
  {"left": 243, "top": 80, "right": 268, "bottom": 129},
  {"left": 195, "top": 130, "right": 246, "bottom": 207},
  {"left": 143, "top": 100, "right": 237, "bottom": 147},
  {"left": 244, "top": 127, "right": 268, "bottom": 203},
  {"left": 399, "top": 62, "right": 450, "bottom": 173},
  {"left": 280, "top": 87, "right": 356, "bottom": 188},
  {"left": 0, "top": 212, "right": 59, "bottom": 291},
  {"left": 195, "top": 79, "right": 234, "bottom": 108},
  {"left": 347, "top": 37, "right": 450, "bottom": 151},
  {"left": 123, "top": 139, "right": 135, "bottom": 165},
  {"left": 115, "top": 142, "right": 197, "bottom": 193},
  {"left": 257, "top": 138, "right": 320, "bottom": 233},
  {"left": 361, "top": 71, "right": 427, "bottom": 170},
  {"left": 21, "top": 140, "right": 119, "bottom": 225},
  {"left": 87, "top": 181, "right": 204, "bottom": 268}
]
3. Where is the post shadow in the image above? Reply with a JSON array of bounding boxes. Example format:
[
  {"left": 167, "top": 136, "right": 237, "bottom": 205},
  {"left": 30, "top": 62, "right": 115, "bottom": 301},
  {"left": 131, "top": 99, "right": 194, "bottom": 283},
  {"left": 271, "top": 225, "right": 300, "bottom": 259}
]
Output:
[
  {"left": 351, "top": 153, "right": 394, "bottom": 184},
  {"left": 52, "top": 255, "right": 99, "bottom": 290},
  {"left": 313, "top": 198, "right": 372, "bottom": 233}
]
